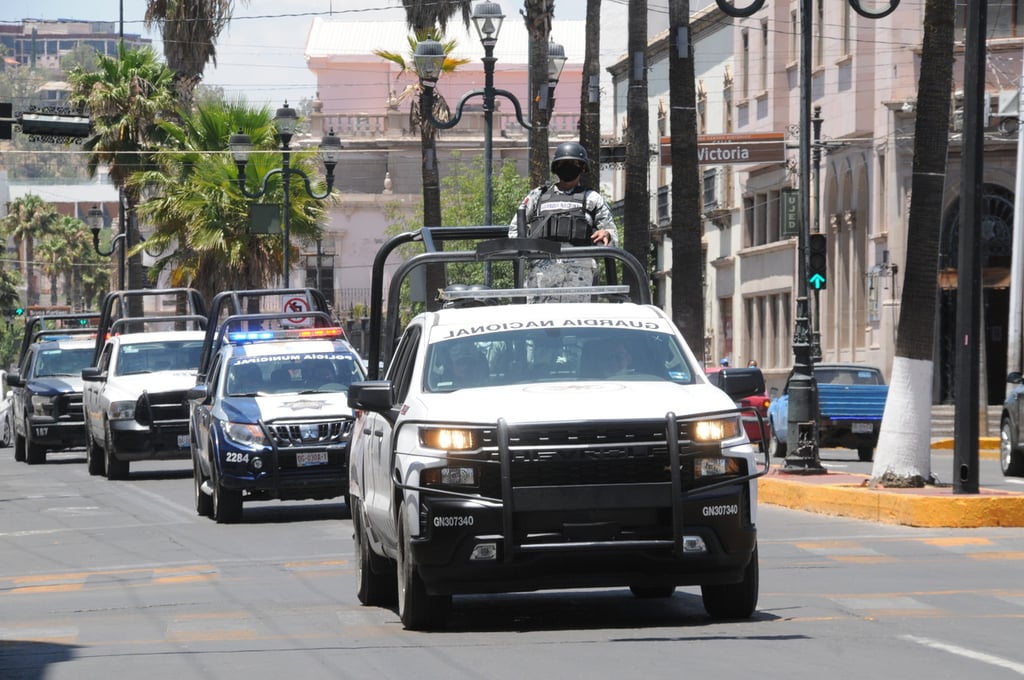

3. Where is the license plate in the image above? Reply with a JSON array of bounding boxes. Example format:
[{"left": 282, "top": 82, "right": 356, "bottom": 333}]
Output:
[
  {"left": 177, "top": 434, "right": 190, "bottom": 448},
  {"left": 851, "top": 422, "right": 873, "bottom": 434},
  {"left": 296, "top": 451, "right": 328, "bottom": 467}
]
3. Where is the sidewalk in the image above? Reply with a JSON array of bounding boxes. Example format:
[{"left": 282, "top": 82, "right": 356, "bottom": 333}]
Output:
[{"left": 757, "top": 437, "right": 1024, "bottom": 528}]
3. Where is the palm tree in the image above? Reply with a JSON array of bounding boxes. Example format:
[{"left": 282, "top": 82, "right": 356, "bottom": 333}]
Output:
[
  {"left": 523, "top": 0, "right": 556, "bottom": 187},
  {"left": 0, "top": 194, "right": 58, "bottom": 306},
  {"left": 870, "top": 0, "right": 955, "bottom": 487},
  {"left": 375, "top": 31, "right": 470, "bottom": 229},
  {"left": 668, "top": 0, "right": 705, "bottom": 357},
  {"left": 131, "top": 101, "right": 328, "bottom": 302},
  {"left": 624, "top": 0, "right": 651, "bottom": 279},
  {"left": 144, "top": 0, "right": 249, "bottom": 109},
  {"left": 68, "top": 43, "right": 177, "bottom": 296},
  {"left": 36, "top": 217, "right": 82, "bottom": 306},
  {"left": 578, "top": 0, "right": 602, "bottom": 192}
]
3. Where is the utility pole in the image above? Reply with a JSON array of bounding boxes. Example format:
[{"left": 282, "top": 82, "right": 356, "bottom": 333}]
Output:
[{"left": 954, "top": 0, "right": 986, "bottom": 494}]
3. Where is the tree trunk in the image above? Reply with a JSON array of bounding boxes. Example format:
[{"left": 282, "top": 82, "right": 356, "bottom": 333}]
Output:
[
  {"left": 579, "top": 0, "right": 602, "bottom": 192},
  {"left": 668, "top": 0, "right": 705, "bottom": 358},
  {"left": 624, "top": 0, "right": 651, "bottom": 284},
  {"left": 524, "top": 0, "right": 554, "bottom": 188},
  {"left": 871, "top": 0, "right": 954, "bottom": 486}
]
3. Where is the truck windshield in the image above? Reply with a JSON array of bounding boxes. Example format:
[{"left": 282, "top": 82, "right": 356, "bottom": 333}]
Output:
[
  {"left": 225, "top": 353, "right": 365, "bottom": 396},
  {"left": 115, "top": 340, "right": 204, "bottom": 376},
  {"left": 424, "top": 327, "right": 694, "bottom": 392},
  {"left": 34, "top": 347, "right": 93, "bottom": 377}
]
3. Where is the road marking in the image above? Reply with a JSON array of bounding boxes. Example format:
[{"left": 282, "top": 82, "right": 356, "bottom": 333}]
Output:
[{"left": 903, "top": 635, "right": 1024, "bottom": 675}]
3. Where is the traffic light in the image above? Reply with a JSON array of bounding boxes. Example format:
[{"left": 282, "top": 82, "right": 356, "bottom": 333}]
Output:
[
  {"left": 14, "top": 307, "right": 24, "bottom": 317},
  {"left": 808, "top": 233, "right": 827, "bottom": 290},
  {"left": 17, "top": 112, "right": 91, "bottom": 138}
]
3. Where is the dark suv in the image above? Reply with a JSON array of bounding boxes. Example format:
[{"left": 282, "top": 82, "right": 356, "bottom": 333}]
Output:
[{"left": 8, "top": 338, "right": 94, "bottom": 464}]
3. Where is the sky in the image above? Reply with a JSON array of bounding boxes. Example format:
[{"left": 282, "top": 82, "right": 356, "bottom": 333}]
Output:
[{"left": 5, "top": 0, "right": 608, "bottom": 110}]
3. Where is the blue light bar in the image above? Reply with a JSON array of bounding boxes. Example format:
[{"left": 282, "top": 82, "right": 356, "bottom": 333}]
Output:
[{"left": 227, "top": 330, "right": 277, "bottom": 343}]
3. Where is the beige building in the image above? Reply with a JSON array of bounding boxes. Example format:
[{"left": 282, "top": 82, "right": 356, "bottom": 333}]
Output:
[{"left": 608, "top": 2, "right": 1022, "bottom": 405}]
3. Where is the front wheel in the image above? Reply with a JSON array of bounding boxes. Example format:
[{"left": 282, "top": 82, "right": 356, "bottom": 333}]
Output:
[
  {"left": 353, "top": 500, "right": 395, "bottom": 606},
  {"left": 396, "top": 503, "right": 450, "bottom": 630},
  {"left": 86, "top": 427, "right": 105, "bottom": 476},
  {"left": 701, "top": 546, "right": 759, "bottom": 620},
  {"left": 768, "top": 430, "right": 787, "bottom": 458},
  {"left": 193, "top": 454, "right": 212, "bottom": 517},
  {"left": 212, "top": 465, "right": 242, "bottom": 524},
  {"left": 1001, "top": 417, "right": 1024, "bottom": 476},
  {"left": 103, "top": 421, "right": 129, "bottom": 480},
  {"left": 25, "top": 421, "right": 46, "bottom": 465},
  {"left": 13, "top": 431, "right": 26, "bottom": 462}
]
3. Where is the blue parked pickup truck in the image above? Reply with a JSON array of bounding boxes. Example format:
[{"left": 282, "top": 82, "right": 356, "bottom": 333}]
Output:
[{"left": 767, "top": 363, "right": 888, "bottom": 462}]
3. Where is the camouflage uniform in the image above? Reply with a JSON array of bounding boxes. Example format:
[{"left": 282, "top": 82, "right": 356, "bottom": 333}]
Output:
[{"left": 510, "top": 184, "right": 618, "bottom": 303}]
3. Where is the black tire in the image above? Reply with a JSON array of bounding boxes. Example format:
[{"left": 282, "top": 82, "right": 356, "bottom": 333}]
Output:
[
  {"left": 86, "top": 428, "right": 105, "bottom": 476},
  {"left": 194, "top": 454, "right": 212, "bottom": 517},
  {"left": 1, "top": 413, "right": 11, "bottom": 448},
  {"left": 396, "top": 503, "right": 450, "bottom": 630},
  {"left": 857, "top": 445, "right": 874, "bottom": 462},
  {"left": 13, "top": 431, "right": 26, "bottom": 462},
  {"left": 629, "top": 585, "right": 676, "bottom": 598},
  {"left": 103, "top": 421, "right": 129, "bottom": 480},
  {"left": 354, "top": 500, "right": 395, "bottom": 606},
  {"left": 212, "top": 466, "right": 242, "bottom": 524},
  {"left": 768, "top": 430, "right": 787, "bottom": 458},
  {"left": 25, "top": 422, "right": 46, "bottom": 465},
  {"left": 701, "top": 546, "right": 759, "bottom": 620},
  {"left": 1001, "top": 417, "right": 1024, "bottom": 477}
]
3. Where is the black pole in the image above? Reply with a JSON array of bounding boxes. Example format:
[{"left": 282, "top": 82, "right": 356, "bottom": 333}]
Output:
[
  {"left": 282, "top": 140, "right": 292, "bottom": 288},
  {"left": 811, "top": 106, "right": 823, "bottom": 362},
  {"left": 783, "top": 0, "right": 824, "bottom": 473},
  {"left": 954, "top": 0, "right": 985, "bottom": 494},
  {"left": 482, "top": 40, "right": 496, "bottom": 227}
]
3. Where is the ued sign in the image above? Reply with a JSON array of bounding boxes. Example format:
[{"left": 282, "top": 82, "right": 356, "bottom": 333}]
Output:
[{"left": 660, "top": 132, "right": 786, "bottom": 166}]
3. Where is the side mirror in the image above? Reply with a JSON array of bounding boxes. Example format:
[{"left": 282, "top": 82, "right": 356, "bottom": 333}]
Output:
[
  {"left": 715, "top": 367, "right": 765, "bottom": 401},
  {"left": 81, "top": 367, "right": 103, "bottom": 382},
  {"left": 6, "top": 372, "right": 22, "bottom": 388},
  {"left": 186, "top": 384, "right": 210, "bottom": 403},
  {"left": 1007, "top": 371, "right": 1023, "bottom": 385},
  {"left": 769, "top": 386, "right": 780, "bottom": 398},
  {"left": 347, "top": 380, "right": 395, "bottom": 412}
]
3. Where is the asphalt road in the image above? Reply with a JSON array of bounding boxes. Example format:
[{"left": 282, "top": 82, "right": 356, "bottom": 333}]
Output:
[{"left": 3, "top": 446, "right": 1024, "bottom": 680}]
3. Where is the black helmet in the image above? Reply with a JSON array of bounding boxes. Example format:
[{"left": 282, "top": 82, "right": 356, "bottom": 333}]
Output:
[{"left": 551, "top": 141, "right": 588, "bottom": 171}]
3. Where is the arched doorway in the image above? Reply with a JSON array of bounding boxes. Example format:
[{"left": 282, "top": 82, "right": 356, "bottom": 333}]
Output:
[{"left": 937, "top": 183, "right": 1014, "bottom": 405}]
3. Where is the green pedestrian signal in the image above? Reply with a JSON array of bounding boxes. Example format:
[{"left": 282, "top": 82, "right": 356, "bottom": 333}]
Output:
[
  {"left": 14, "top": 307, "right": 24, "bottom": 317},
  {"left": 808, "top": 233, "right": 827, "bottom": 290}
]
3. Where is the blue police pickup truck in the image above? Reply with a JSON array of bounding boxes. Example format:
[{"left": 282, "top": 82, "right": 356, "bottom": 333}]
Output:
[{"left": 767, "top": 363, "right": 888, "bottom": 462}]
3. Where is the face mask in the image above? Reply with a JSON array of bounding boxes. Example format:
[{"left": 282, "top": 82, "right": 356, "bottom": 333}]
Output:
[{"left": 554, "top": 164, "right": 582, "bottom": 182}]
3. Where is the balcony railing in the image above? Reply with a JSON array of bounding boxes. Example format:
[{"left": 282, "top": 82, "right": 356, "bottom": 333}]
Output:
[{"left": 309, "top": 110, "right": 580, "bottom": 140}]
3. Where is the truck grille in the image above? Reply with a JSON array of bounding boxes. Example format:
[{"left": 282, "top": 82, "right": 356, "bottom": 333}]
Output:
[
  {"left": 56, "top": 393, "right": 84, "bottom": 421},
  {"left": 265, "top": 418, "right": 353, "bottom": 447},
  {"left": 135, "top": 390, "right": 190, "bottom": 426}
]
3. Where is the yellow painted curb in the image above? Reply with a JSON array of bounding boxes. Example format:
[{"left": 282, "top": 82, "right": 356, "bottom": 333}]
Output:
[
  {"left": 930, "top": 438, "right": 999, "bottom": 459},
  {"left": 758, "top": 475, "right": 1024, "bottom": 528}
]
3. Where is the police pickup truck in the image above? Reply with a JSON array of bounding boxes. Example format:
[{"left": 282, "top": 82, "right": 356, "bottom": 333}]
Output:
[
  {"left": 8, "top": 313, "right": 99, "bottom": 464},
  {"left": 347, "top": 227, "right": 768, "bottom": 630},
  {"left": 188, "top": 291, "right": 365, "bottom": 523}
]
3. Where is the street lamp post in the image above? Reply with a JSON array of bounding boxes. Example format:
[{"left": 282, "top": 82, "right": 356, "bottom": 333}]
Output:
[
  {"left": 228, "top": 103, "right": 343, "bottom": 287},
  {"left": 412, "top": 0, "right": 566, "bottom": 226},
  {"left": 87, "top": 202, "right": 125, "bottom": 290}
]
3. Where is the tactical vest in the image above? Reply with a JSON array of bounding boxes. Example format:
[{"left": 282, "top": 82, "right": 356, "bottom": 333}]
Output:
[{"left": 527, "top": 186, "right": 595, "bottom": 246}]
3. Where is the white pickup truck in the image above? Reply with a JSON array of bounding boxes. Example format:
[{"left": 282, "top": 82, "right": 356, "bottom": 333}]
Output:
[
  {"left": 82, "top": 329, "right": 205, "bottom": 479},
  {"left": 347, "top": 228, "right": 768, "bottom": 630}
]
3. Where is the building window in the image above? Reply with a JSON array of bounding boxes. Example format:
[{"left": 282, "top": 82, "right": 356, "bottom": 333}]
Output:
[
  {"left": 657, "top": 185, "right": 670, "bottom": 226},
  {"left": 703, "top": 169, "right": 718, "bottom": 210},
  {"left": 957, "top": 0, "right": 1022, "bottom": 38},
  {"left": 760, "top": 19, "right": 769, "bottom": 92},
  {"left": 740, "top": 29, "right": 750, "bottom": 99},
  {"left": 841, "top": 0, "right": 852, "bottom": 56},
  {"left": 815, "top": 0, "right": 824, "bottom": 68},
  {"left": 790, "top": 10, "right": 799, "bottom": 64}
]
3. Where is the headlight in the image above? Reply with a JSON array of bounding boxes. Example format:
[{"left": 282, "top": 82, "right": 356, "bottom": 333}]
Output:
[
  {"left": 692, "top": 417, "right": 742, "bottom": 442},
  {"left": 419, "top": 427, "right": 480, "bottom": 451},
  {"left": 421, "top": 466, "right": 478, "bottom": 488},
  {"left": 108, "top": 400, "right": 135, "bottom": 420},
  {"left": 694, "top": 456, "right": 743, "bottom": 478},
  {"left": 223, "top": 422, "right": 268, "bottom": 448},
  {"left": 31, "top": 394, "right": 55, "bottom": 416}
]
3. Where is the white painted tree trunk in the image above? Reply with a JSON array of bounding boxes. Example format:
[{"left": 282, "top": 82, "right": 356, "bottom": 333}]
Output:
[{"left": 871, "top": 356, "right": 933, "bottom": 481}]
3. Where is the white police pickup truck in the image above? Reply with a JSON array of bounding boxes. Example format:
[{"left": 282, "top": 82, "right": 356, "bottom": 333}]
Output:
[{"left": 347, "top": 228, "right": 768, "bottom": 630}]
